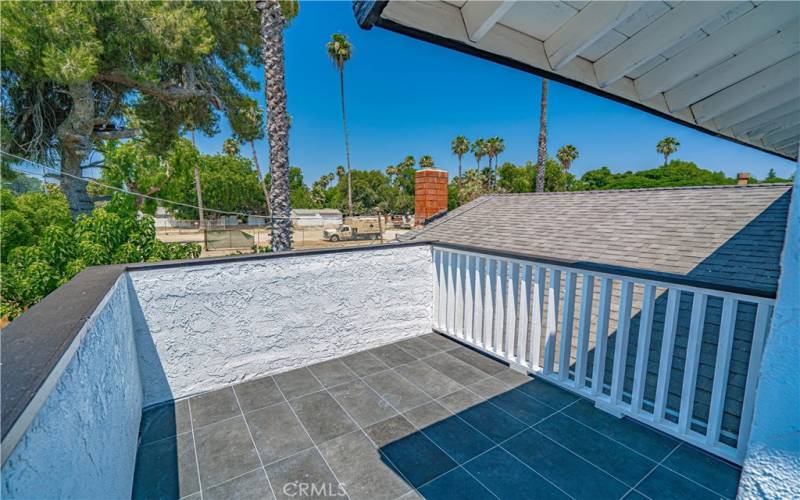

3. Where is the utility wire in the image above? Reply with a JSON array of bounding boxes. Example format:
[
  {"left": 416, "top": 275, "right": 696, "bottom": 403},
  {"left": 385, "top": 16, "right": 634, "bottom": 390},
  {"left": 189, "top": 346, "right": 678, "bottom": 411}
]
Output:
[{"left": 1, "top": 150, "right": 291, "bottom": 219}]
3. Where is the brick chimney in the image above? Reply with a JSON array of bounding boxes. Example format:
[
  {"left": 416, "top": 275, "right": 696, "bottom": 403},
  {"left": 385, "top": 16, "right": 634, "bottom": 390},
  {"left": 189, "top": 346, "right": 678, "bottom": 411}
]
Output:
[
  {"left": 415, "top": 169, "right": 448, "bottom": 226},
  {"left": 737, "top": 172, "right": 750, "bottom": 186}
]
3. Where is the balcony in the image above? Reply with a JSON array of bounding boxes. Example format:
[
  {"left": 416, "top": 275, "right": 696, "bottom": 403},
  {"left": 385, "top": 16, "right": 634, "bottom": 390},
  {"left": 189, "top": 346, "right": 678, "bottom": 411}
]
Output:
[{"left": 1, "top": 240, "right": 763, "bottom": 499}]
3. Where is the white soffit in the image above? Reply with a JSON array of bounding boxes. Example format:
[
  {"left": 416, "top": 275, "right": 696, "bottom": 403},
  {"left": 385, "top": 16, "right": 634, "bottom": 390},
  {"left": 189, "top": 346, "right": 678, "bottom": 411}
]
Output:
[{"left": 375, "top": 0, "right": 800, "bottom": 160}]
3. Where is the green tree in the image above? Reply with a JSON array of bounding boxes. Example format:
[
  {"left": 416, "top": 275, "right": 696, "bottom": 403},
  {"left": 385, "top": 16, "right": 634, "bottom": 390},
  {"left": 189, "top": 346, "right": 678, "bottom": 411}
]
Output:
[
  {"left": 536, "top": 79, "right": 549, "bottom": 192},
  {"left": 231, "top": 103, "right": 270, "bottom": 215},
  {"left": 223, "top": 138, "right": 241, "bottom": 156},
  {"left": 258, "top": 0, "right": 299, "bottom": 252},
  {"left": 327, "top": 33, "right": 354, "bottom": 216},
  {"left": 556, "top": 144, "right": 579, "bottom": 171},
  {"left": 3, "top": 1, "right": 262, "bottom": 217},
  {"left": 485, "top": 136, "right": 505, "bottom": 188},
  {"left": 419, "top": 155, "right": 435, "bottom": 169},
  {"left": 656, "top": 136, "right": 680, "bottom": 165},
  {"left": 472, "top": 139, "right": 486, "bottom": 170},
  {"left": 580, "top": 160, "right": 733, "bottom": 190},
  {"left": 451, "top": 136, "right": 469, "bottom": 193}
]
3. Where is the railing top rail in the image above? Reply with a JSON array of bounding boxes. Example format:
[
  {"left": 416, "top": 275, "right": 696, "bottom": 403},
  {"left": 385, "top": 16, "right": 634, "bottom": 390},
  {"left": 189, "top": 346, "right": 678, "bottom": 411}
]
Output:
[{"left": 431, "top": 242, "right": 776, "bottom": 303}]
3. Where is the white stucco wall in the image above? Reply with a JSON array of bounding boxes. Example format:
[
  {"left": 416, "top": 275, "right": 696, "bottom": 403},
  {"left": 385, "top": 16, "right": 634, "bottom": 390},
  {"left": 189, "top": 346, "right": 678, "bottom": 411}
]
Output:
[
  {"left": 129, "top": 245, "right": 433, "bottom": 406},
  {"left": 738, "top": 171, "right": 800, "bottom": 499},
  {"left": 1, "top": 276, "right": 143, "bottom": 500}
]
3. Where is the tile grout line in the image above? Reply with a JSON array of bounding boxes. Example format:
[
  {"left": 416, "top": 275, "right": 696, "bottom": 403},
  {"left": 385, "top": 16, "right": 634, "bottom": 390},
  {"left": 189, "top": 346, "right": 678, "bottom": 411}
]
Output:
[
  {"left": 622, "top": 442, "right": 683, "bottom": 500},
  {"left": 272, "top": 373, "right": 353, "bottom": 500},
  {"left": 231, "top": 387, "right": 278, "bottom": 500},
  {"left": 186, "top": 399, "right": 205, "bottom": 500}
]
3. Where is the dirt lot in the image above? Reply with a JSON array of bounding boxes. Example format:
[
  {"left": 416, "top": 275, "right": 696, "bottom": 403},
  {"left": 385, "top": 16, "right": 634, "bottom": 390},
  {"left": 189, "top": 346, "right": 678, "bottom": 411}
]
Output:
[{"left": 157, "top": 227, "right": 411, "bottom": 258}]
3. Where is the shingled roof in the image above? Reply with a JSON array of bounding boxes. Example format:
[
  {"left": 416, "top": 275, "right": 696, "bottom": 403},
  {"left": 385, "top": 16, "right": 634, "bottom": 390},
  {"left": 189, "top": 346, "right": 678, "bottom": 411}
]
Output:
[{"left": 403, "top": 184, "right": 792, "bottom": 297}]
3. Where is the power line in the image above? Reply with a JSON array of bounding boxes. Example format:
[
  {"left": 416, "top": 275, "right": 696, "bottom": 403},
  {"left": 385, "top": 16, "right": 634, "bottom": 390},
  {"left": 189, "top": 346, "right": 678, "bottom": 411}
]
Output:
[{"left": 1, "top": 150, "right": 291, "bottom": 219}]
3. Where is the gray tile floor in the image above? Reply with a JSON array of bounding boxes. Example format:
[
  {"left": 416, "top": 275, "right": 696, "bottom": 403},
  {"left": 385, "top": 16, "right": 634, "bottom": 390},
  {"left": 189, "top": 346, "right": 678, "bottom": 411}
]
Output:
[{"left": 132, "top": 333, "right": 741, "bottom": 500}]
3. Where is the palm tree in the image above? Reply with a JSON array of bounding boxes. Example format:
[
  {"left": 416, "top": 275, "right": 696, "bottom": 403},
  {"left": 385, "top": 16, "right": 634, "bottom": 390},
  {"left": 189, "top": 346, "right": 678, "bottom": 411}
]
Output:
[
  {"left": 656, "top": 137, "right": 680, "bottom": 165},
  {"left": 486, "top": 136, "right": 505, "bottom": 188},
  {"left": 536, "top": 79, "right": 549, "bottom": 192},
  {"left": 223, "top": 138, "right": 241, "bottom": 156},
  {"left": 472, "top": 138, "right": 486, "bottom": 170},
  {"left": 257, "top": 0, "right": 299, "bottom": 252},
  {"left": 556, "top": 144, "right": 579, "bottom": 171},
  {"left": 451, "top": 135, "right": 469, "bottom": 191},
  {"left": 484, "top": 138, "right": 497, "bottom": 186},
  {"left": 327, "top": 33, "right": 354, "bottom": 216},
  {"left": 385, "top": 165, "right": 397, "bottom": 181},
  {"left": 419, "top": 155, "right": 434, "bottom": 169}
]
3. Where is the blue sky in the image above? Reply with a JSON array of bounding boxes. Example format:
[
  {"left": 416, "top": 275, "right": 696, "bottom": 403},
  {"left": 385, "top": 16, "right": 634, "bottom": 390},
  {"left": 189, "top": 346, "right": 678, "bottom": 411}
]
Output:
[{"left": 196, "top": 1, "right": 795, "bottom": 183}]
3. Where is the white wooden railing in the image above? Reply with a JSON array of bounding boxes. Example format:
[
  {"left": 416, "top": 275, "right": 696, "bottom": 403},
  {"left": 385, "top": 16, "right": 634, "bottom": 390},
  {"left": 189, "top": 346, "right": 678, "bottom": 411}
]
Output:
[{"left": 431, "top": 245, "right": 774, "bottom": 464}]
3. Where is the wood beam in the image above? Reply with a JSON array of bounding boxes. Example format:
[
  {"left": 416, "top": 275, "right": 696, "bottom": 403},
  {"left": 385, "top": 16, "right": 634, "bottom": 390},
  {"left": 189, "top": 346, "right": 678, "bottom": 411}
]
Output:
[
  {"left": 545, "top": 1, "right": 641, "bottom": 71},
  {"left": 691, "top": 54, "right": 800, "bottom": 123},
  {"left": 729, "top": 100, "right": 800, "bottom": 136},
  {"left": 742, "top": 111, "right": 800, "bottom": 140},
  {"left": 711, "top": 80, "right": 799, "bottom": 130},
  {"left": 594, "top": 1, "right": 736, "bottom": 88},
  {"left": 461, "top": 1, "right": 514, "bottom": 43},
  {"left": 666, "top": 24, "right": 799, "bottom": 113},
  {"left": 762, "top": 124, "right": 800, "bottom": 147},
  {"left": 635, "top": 3, "right": 797, "bottom": 100}
]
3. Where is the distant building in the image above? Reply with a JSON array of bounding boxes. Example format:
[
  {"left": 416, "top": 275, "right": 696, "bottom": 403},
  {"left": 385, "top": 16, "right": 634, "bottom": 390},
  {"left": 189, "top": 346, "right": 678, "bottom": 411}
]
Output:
[{"left": 290, "top": 208, "right": 343, "bottom": 228}]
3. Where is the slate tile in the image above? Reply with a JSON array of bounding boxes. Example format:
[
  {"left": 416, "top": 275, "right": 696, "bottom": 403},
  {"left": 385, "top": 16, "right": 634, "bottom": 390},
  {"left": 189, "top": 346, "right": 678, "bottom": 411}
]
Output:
[
  {"left": 319, "top": 430, "right": 412, "bottom": 500},
  {"left": 364, "top": 372, "right": 432, "bottom": 412},
  {"left": 245, "top": 402, "right": 314, "bottom": 464},
  {"left": 308, "top": 359, "right": 358, "bottom": 388},
  {"left": 419, "top": 333, "right": 459, "bottom": 351},
  {"left": 562, "top": 398, "right": 678, "bottom": 461},
  {"left": 492, "top": 368, "right": 532, "bottom": 388},
  {"left": 423, "top": 352, "right": 487, "bottom": 385},
  {"left": 289, "top": 391, "right": 358, "bottom": 444},
  {"left": 458, "top": 400, "right": 527, "bottom": 443},
  {"left": 437, "top": 389, "right": 484, "bottom": 414},
  {"left": 190, "top": 387, "right": 241, "bottom": 428},
  {"left": 364, "top": 414, "right": 418, "bottom": 448},
  {"left": 468, "top": 377, "right": 511, "bottom": 399},
  {"left": 328, "top": 379, "right": 397, "bottom": 427},
  {"left": 464, "top": 447, "right": 569, "bottom": 500},
  {"left": 266, "top": 448, "right": 344, "bottom": 500},
  {"left": 369, "top": 344, "right": 416, "bottom": 368},
  {"left": 204, "top": 469, "right": 274, "bottom": 500},
  {"left": 274, "top": 367, "right": 323, "bottom": 400},
  {"left": 133, "top": 432, "right": 199, "bottom": 500},
  {"left": 662, "top": 444, "right": 741, "bottom": 499},
  {"left": 637, "top": 466, "right": 721, "bottom": 500},
  {"left": 234, "top": 376, "right": 285, "bottom": 413},
  {"left": 194, "top": 416, "right": 262, "bottom": 488},
  {"left": 417, "top": 467, "right": 493, "bottom": 500},
  {"left": 341, "top": 351, "right": 390, "bottom": 377},
  {"left": 380, "top": 431, "right": 457, "bottom": 488},
  {"left": 395, "top": 337, "right": 439, "bottom": 358},
  {"left": 403, "top": 401, "right": 453, "bottom": 429},
  {"left": 394, "top": 361, "right": 463, "bottom": 399},
  {"left": 536, "top": 413, "right": 657, "bottom": 487},
  {"left": 513, "top": 378, "right": 579, "bottom": 410},
  {"left": 504, "top": 429, "right": 629, "bottom": 500},
  {"left": 139, "top": 399, "right": 192, "bottom": 445},
  {"left": 488, "top": 389, "right": 555, "bottom": 425},
  {"left": 421, "top": 415, "right": 494, "bottom": 463},
  {"left": 447, "top": 346, "right": 507, "bottom": 375}
]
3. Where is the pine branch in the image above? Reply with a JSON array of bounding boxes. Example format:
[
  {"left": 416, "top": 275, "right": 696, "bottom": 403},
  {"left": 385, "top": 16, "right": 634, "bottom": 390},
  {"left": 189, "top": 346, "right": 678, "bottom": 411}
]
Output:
[{"left": 93, "top": 72, "right": 207, "bottom": 102}]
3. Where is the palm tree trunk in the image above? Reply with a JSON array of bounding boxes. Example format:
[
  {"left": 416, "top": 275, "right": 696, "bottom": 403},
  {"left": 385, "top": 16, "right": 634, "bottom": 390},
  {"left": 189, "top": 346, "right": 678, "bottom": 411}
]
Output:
[
  {"left": 258, "top": 0, "right": 292, "bottom": 252},
  {"left": 536, "top": 79, "right": 548, "bottom": 193},
  {"left": 56, "top": 82, "right": 95, "bottom": 218},
  {"left": 339, "top": 69, "right": 353, "bottom": 216},
  {"left": 250, "top": 140, "right": 271, "bottom": 216},
  {"left": 190, "top": 130, "right": 205, "bottom": 229},
  {"left": 457, "top": 156, "right": 462, "bottom": 194}
]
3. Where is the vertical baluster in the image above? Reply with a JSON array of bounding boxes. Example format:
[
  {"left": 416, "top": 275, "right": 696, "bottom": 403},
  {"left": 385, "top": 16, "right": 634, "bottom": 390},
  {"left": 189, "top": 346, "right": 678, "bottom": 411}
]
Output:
[
  {"left": 610, "top": 280, "right": 634, "bottom": 404},
  {"left": 454, "top": 253, "right": 464, "bottom": 338},
  {"left": 653, "top": 288, "right": 680, "bottom": 421},
  {"left": 494, "top": 260, "right": 507, "bottom": 354},
  {"left": 544, "top": 269, "right": 561, "bottom": 375},
  {"left": 438, "top": 250, "right": 448, "bottom": 331},
  {"left": 463, "top": 255, "right": 474, "bottom": 343},
  {"left": 591, "top": 278, "right": 613, "bottom": 396},
  {"left": 679, "top": 292, "right": 707, "bottom": 434},
  {"left": 529, "top": 266, "right": 544, "bottom": 371},
  {"left": 631, "top": 284, "right": 657, "bottom": 413},
  {"left": 483, "top": 259, "right": 495, "bottom": 349},
  {"left": 574, "top": 274, "right": 595, "bottom": 390},
  {"left": 432, "top": 249, "right": 441, "bottom": 330},
  {"left": 473, "top": 257, "right": 484, "bottom": 346},
  {"left": 736, "top": 303, "right": 771, "bottom": 459},
  {"left": 558, "top": 272, "right": 578, "bottom": 381},
  {"left": 706, "top": 297, "right": 738, "bottom": 446},
  {"left": 517, "top": 264, "right": 532, "bottom": 367},
  {"left": 505, "top": 262, "right": 519, "bottom": 361},
  {"left": 446, "top": 252, "right": 456, "bottom": 334}
]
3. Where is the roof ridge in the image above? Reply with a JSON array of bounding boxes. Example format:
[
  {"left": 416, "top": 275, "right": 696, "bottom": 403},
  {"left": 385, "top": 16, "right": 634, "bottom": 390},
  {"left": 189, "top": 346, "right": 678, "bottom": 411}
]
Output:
[{"left": 484, "top": 183, "right": 793, "bottom": 197}]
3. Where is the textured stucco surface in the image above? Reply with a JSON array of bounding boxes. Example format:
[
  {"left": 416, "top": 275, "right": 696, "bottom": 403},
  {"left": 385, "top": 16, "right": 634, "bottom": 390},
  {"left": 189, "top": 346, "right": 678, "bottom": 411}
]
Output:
[
  {"left": 1, "top": 276, "right": 142, "bottom": 500},
  {"left": 129, "top": 245, "right": 433, "bottom": 406},
  {"left": 738, "top": 172, "right": 800, "bottom": 499}
]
